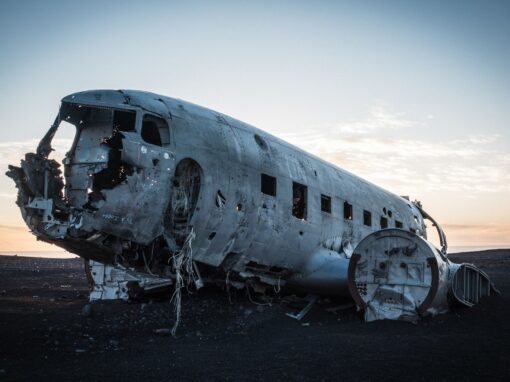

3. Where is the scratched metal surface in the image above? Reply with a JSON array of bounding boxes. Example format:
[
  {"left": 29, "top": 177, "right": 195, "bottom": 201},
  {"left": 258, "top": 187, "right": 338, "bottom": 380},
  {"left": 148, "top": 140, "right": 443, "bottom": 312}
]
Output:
[{"left": 7, "top": 89, "right": 427, "bottom": 294}]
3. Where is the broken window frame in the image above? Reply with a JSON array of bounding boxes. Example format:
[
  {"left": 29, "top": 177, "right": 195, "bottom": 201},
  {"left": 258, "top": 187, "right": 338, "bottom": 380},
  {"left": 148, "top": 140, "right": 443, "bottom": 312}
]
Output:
[
  {"left": 140, "top": 113, "right": 170, "bottom": 147},
  {"left": 51, "top": 103, "right": 177, "bottom": 214},
  {"left": 343, "top": 201, "right": 353, "bottom": 221},
  {"left": 113, "top": 109, "right": 137, "bottom": 132},
  {"left": 363, "top": 210, "right": 372, "bottom": 226},
  {"left": 57, "top": 102, "right": 141, "bottom": 156},
  {"left": 292, "top": 182, "right": 307, "bottom": 220},
  {"left": 320, "top": 194, "right": 331, "bottom": 214}
]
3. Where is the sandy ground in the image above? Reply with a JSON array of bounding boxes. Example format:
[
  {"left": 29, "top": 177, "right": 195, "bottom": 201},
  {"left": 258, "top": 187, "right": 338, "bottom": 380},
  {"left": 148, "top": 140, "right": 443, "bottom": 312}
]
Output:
[{"left": 0, "top": 250, "right": 509, "bottom": 381}]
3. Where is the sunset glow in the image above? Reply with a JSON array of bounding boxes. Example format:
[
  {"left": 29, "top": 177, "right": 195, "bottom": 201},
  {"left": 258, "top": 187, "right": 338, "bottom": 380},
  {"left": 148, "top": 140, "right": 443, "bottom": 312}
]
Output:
[{"left": 1, "top": 1, "right": 509, "bottom": 252}]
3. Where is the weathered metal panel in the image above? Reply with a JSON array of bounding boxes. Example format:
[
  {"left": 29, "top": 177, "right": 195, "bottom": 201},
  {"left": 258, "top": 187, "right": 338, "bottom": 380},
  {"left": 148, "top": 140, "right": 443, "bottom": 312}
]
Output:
[{"left": 5, "top": 89, "right": 494, "bottom": 321}]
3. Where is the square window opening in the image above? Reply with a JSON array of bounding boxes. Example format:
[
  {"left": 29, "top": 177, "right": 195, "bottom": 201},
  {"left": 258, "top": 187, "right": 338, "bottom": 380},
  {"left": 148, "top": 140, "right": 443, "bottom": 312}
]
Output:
[
  {"left": 292, "top": 182, "right": 307, "bottom": 220},
  {"left": 363, "top": 210, "right": 372, "bottom": 226},
  {"left": 141, "top": 114, "right": 170, "bottom": 146},
  {"left": 395, "top": 220, "right": 403, "bottom": 228},
  {"left": 344, "top": 201, "right": 353, "bottom": 220},
  {"left": 380, "top": 216, "right": 388, "bottom": 229},
  {"left": 261, "top": 174, "right": 277, "bottom": 196},
  {"left": 113, "top": 110, "right": 136, "bottom": 132},
  {"left": 321, "top": 194, "right": 331, "bottom": 213}
]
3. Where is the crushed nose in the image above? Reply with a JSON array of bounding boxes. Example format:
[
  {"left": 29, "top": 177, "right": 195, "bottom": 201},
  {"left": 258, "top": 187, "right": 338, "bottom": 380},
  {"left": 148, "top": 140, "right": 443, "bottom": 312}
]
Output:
[{"left": 6, "top": 100, "right": 176, "bottom": 267}]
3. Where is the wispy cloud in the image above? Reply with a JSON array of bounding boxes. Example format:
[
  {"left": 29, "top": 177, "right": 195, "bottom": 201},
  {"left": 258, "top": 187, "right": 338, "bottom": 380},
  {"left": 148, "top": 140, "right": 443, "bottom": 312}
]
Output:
[
  {"left": 332, "top": 104, "right": 413, "bottom": 134},
  {"left": 279, "top": 105, "right": 510, "bottom": 195},
  {"left": 442, "top": 224, "right": 510, "bottom": 246},
  {"left": 0, "top": 138, "right": 72, "bottom": 169}
]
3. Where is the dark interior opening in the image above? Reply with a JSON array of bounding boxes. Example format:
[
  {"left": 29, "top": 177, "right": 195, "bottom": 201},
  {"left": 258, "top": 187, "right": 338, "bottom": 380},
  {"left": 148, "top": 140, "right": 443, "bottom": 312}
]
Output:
[
  {"left": 380, "top": 216, "right": 388, "bottom": 228},
  {"left": 261, "top": 173, "right": 277, "bottom": 196},
  {"left": 321, "top": 194, "right": 331, "bottom": 213},
  {"left": 141, "top": 114, "right": 170, "bottom": 146},
  {"left": 91, "top": 129, "right": 133, "bottom": 192},
  {"left": 113, "top": 110, "right": 136, "bottom": 132},
  {"left": 92, "top": 162, "right": 134, "bottom": 191},
  {"left": 363, "top": 210, "right": 372, "bottom": 226},
  {"left": 344, "top": 201, "right": 353, "bottom": 220},
  {"left": 164, "top": 159, "right": 202, "bottom": 246},
  {"left": 395, "top": 220, "right": 403, "bottom": 228},
  {"left": 141, "top": 121, "right": 162, "bottom": 146},
  {"left": 292, "top": 182, "right": 307, "bottom": 220}
]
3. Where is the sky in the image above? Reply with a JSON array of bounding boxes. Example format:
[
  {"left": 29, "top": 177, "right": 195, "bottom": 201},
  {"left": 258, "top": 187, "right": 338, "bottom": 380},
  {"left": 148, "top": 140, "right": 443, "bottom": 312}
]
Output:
[{"left": 0, "top": 0, "right": 509, "bottom": 252}]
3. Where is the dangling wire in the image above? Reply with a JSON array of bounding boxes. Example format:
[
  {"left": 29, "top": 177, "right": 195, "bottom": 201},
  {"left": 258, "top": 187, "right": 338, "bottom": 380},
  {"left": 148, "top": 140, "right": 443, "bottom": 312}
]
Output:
[
  {"left": 246, "top": 285, "right": 272, "bottom": 307},
  {"left": 273, "top": 277, "right": 281, "bottom": 293},
  {"left": 225, "top": 271, "right": 233, "bottom": 304},
  {"left": 169, "top": 228, "right": 198, "bottom": 336}
]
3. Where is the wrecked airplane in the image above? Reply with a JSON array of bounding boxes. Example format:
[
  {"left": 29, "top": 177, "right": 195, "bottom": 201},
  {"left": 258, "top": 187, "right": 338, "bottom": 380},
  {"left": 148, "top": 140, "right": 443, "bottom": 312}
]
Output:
[{"left": 7, "top": 90, "right": 494, "bottom": 326}]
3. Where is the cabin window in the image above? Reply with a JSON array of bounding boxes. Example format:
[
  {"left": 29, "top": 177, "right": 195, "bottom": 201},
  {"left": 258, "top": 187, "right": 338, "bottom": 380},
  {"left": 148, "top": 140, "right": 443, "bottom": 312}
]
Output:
[
  {"left": 363, "top": 210, "right": 372, "bottom": 226},
  {"left": 261, "top": 174, "right": 277, "bottom": 196},
  {"left": 395, "top": 220, "right": 403, "bottom": 228},
  {"left": 321, "top": 194, "right": 331, "bottom": 213},
  {"left": 141, "top": 114, "right": 170, "bottom": 146},
  {"left": 380, "top": 216, "right": 388, "bottom": 228},
  {"left": 292, "top": 182, "right": 307, "bottom": 219},
  {"left": 343, "top": 201, "right": 353, "bottom": 220},
  {"left": 113, "top": 110, "right": 136, "bottom": 132}
]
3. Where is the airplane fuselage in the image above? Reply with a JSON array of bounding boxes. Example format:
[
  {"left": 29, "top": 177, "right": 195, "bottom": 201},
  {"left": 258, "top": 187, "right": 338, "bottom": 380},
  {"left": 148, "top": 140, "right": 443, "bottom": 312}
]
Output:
[{"left": 9, "top": 89, "right": 427, "bottom": 295}]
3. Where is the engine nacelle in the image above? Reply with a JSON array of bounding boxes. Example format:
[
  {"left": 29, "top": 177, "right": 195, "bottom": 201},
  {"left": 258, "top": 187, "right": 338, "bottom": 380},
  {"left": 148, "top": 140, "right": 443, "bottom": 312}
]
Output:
[{"left": 348, "top": 229, "right": 493, "bottom": 321}]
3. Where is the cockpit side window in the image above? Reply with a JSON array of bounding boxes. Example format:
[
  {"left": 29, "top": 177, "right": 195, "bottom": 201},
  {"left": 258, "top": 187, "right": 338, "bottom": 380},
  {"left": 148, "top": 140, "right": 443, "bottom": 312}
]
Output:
[
  {"left": 141, "top": 114, "right": 170, "bottom": 146},
  {"left": 141, "top": 121, "right": 162, "bottom": 146},
  {"left": 113, "top": 110, "right": 136, "bottom": 132}
]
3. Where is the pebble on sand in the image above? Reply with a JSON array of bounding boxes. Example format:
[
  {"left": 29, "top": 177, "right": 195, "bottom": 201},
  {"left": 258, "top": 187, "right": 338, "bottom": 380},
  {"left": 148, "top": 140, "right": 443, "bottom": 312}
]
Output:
[{"left": 153, "top": 328, "right": 172, "bottom": 336}]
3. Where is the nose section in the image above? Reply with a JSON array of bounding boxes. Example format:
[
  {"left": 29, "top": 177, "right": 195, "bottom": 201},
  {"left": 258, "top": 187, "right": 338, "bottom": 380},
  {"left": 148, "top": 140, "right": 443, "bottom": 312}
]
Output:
[
  {"left": 5, "top": 100, "right": 177, "bottom": 262},
  {"left": 6, "top": 151, "right": 68, "bottom": 240}
]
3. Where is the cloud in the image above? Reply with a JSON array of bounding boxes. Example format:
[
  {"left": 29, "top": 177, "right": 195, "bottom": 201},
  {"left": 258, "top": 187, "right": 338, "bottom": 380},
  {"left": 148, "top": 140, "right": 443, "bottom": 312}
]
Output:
[
  {"left": 442, "top": 224, "right": 510, "bottom": 246},
  {"left": 278, "top": 105, "right": 510, "bottom": 195},
  {"left": 332, "top": 104, "right": 413, "bottom": 134},
  {"left": 0, "top": 138, "right": 73, "bottom": 169}
]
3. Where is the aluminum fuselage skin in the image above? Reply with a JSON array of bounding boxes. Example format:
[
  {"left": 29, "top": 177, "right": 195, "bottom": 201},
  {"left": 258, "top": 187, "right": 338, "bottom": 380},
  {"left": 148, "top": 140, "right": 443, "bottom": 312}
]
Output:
[{"left": 10, "top": 90, "right": 428, "bottom": 295}]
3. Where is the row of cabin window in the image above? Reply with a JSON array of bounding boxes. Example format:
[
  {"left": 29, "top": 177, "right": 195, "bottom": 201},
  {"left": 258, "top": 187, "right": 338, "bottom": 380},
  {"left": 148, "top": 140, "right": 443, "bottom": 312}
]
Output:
[
  {"left": 358, "top": 204, "right": 403, "bottom": 228},
  {"left": 261, "top": 173, "right": 404, "bottom": 229}
]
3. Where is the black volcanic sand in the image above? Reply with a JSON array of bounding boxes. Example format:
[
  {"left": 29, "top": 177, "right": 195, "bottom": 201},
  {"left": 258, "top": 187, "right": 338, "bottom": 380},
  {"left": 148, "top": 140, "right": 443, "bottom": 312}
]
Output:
[{"left": 0, "top": 251, "right": 509, "bottom": 381}]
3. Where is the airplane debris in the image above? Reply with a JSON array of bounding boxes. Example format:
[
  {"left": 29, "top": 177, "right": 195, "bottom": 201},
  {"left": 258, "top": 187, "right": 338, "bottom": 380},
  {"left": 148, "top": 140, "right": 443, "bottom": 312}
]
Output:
[
  {"left": 153, "top": 328, "right": 172, "bottom": 336},
  {"left": 286, "top": 294, "right": 318, "bottom": 320},
  {"left": 5, "top": 89, "right": 496, "bottom": 329},
  {"left": 348, "top": 229, "right": 494, "bottom": 321},
  {"left": 88, "top": 260, "right": 173, "bottom": 301},
  {"left": 325, "top": 303, "right": 355, "bottom": 313}
]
